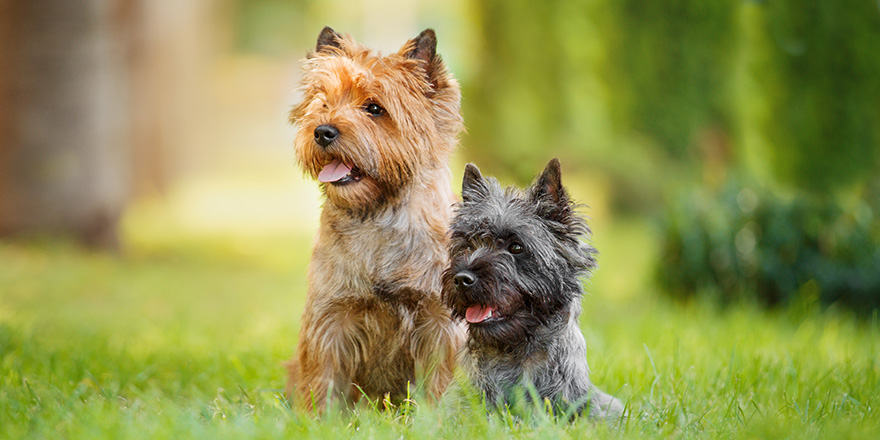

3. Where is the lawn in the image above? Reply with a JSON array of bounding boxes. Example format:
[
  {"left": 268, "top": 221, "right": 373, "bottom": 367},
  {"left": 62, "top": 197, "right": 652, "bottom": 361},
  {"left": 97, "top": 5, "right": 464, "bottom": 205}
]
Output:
[{"left": 1, "top": 205, "right": 877, "bottom": 439}]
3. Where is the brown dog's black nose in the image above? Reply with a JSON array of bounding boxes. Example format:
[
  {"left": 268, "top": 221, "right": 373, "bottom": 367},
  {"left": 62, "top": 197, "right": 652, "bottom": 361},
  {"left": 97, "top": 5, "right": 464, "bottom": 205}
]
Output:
[
  {"left": 453, "top": 271, "right": 476, "bottom": 288},
  {"left": 314, "top": 124, "right": 339, "bottom": 147}
]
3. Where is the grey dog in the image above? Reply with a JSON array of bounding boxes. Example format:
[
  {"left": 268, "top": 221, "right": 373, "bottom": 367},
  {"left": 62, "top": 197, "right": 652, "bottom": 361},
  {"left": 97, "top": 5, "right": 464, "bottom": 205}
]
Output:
[{"left": 442, "top": 158, "right": 624, "bottom": 420}]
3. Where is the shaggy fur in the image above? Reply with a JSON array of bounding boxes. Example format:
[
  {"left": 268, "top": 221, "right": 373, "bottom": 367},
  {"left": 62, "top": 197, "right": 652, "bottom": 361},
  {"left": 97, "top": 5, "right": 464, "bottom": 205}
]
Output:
[
  {"left": 442, "top": 159, "right": 624, "bottom": 420},
  {"left": 285, "top": 27, "right": 465, "bottom": 411}
]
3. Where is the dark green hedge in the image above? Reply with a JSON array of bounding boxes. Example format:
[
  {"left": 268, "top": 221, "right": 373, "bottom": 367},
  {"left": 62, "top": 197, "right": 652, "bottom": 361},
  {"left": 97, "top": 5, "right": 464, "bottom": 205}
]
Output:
[{"left": 658, "top": 179, "right": 880, "bottom": 312}]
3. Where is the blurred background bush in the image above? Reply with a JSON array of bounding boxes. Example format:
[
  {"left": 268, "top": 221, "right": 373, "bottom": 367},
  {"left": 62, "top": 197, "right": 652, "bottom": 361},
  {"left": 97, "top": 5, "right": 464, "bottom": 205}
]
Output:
[
  {"left": 658, "top": 177, "right": 880, "bottom": 311},
  {"left": 1, "top": 0, "right": 878, "bottom": 312}
]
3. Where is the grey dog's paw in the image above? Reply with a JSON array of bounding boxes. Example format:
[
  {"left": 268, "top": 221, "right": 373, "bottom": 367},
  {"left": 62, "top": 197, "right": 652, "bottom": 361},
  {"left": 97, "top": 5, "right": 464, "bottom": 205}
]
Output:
[{"left": 589, "top": 389, "right": 625, "bottom": 421}]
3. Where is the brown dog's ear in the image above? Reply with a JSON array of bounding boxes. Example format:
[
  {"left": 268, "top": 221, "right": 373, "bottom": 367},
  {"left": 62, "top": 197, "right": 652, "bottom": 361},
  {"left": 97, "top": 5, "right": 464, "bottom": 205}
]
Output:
[
  {"left": 401, "top": 29, "right": 449, "bottom": 92},
  {"left": 405, "top": 28, "right": 437, "bottom": 64},
  {"left": 461, "top": 163, "right": 486, "bottom": 202},
  {"left": 315, "top": 26, "right": 342, "bottom": 53}
]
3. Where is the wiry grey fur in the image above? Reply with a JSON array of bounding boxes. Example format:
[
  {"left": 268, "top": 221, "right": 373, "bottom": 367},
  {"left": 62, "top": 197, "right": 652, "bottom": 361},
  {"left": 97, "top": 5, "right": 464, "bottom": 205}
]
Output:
[{"left": 442, "top": 158, "right": 624, "bottom": 420}]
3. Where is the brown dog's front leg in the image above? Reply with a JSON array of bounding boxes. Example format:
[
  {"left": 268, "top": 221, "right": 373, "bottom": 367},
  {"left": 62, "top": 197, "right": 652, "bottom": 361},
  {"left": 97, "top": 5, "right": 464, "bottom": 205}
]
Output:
[
  {"left": 411, "top": 296, "right": 466, "bottom": 400},
  {"left": 286, "top": 303, "right": 363, "bottom": 412}
]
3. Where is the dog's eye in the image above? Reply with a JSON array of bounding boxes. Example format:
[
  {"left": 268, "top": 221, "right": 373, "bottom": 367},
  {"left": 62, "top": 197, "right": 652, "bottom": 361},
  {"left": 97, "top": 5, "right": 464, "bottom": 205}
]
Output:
[
  {"left": 364, "top": 102, "right": 385, "bottom": 116},
  {"left": 508, "top": 242, "right": 525, "bottom": 255}
]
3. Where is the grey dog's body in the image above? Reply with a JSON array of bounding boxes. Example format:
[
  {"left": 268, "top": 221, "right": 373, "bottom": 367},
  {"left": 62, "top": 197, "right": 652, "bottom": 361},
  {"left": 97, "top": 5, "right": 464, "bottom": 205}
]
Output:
[
  {"left": 442, "top": 159, "right": 623, "bottom": 420},
  {"left": 460, "top": 301, "right": 623, "bottom": 419}
]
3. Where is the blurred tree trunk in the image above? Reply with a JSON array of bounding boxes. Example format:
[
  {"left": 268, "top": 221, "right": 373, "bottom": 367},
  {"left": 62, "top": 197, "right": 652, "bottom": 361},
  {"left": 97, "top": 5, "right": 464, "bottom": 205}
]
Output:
[
  {"left": 0, "top": 0, "right": 211, "bottom": 248},
  {"left": 0, "top": 0, "right": 131, "bottom": 248},
  {"left": 127, "top": 1, "right": 211, "bottom": 197}
]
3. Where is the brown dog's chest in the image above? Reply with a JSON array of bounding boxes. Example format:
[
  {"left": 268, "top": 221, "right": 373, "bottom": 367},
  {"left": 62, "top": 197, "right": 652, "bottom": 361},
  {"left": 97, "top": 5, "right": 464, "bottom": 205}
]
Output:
[{"left": 316, "top": 209, "right": 449, "bottom": 296}]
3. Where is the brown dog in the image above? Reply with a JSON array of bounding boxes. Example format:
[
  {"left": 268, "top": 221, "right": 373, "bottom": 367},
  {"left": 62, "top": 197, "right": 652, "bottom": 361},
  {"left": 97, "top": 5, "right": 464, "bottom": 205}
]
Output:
[{"left": 285, "top": 27, "right": 465, "bottom": 411}]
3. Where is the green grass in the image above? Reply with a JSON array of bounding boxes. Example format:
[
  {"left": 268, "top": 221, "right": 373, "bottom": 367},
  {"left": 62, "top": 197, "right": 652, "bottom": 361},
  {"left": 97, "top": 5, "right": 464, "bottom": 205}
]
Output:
[{"left": 1, "top": 217, "right": 878, "bottom": 439}]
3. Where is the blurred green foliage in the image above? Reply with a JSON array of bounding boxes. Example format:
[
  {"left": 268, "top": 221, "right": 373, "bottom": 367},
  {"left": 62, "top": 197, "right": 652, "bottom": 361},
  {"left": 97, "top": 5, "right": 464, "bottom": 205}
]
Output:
[
  {"left": 756, "top": 0, "right": 880, "bottom": 193},
  {"left": 464, "top": 0, "right": 880, "bottom": 195},
  {"left": 463, "top": 0, "right": 576, "bottom": 183},
  {"left": 658, "top": 178, "right": 880, "bottom": 311},
  {"left": 600, "top": 0, "right": 738, "bottom": 158},
  {"left": 232, "top": 0, "right": 313, "bottom": 55}
]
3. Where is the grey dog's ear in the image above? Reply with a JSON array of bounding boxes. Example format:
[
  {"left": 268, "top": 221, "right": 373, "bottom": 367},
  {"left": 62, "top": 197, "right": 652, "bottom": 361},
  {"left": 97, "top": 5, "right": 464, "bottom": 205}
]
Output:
[
  {"left": 531, "top": 158, "right": 562, "bottom": 203},
  {"left": 529, "top": 158, "right": 571, "bottom": 221},
  {"left": 461, "top": 163, "right": 486, "bottom": 202}
]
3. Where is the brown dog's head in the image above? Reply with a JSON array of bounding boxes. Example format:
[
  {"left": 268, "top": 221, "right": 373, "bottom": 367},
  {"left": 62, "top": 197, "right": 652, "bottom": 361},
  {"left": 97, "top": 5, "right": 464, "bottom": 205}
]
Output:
[{"left": 290, "top": 27, "right": 462, "bottom": 211}]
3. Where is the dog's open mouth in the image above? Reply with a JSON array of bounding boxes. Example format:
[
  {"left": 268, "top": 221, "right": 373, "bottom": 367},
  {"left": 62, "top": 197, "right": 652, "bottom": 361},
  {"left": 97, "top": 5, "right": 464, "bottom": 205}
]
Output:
[
  {"left": 465, "top": 304, "right": 502, "bottom": 324},
  {"left": 318, "top": 159, "right": 364, "bottom": 185}
]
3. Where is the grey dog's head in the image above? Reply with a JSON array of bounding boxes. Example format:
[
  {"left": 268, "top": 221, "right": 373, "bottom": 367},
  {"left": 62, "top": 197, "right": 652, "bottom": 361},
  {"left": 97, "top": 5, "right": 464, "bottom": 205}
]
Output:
[{"left": 442, "top": 158, "right": 597, "bottom": 349}]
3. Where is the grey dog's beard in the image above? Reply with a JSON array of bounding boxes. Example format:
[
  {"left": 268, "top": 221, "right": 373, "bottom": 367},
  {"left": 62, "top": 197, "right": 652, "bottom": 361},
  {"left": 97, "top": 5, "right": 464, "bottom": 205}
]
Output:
[{"left": 442, "top": 259, "right": 572, "bottom": 351}]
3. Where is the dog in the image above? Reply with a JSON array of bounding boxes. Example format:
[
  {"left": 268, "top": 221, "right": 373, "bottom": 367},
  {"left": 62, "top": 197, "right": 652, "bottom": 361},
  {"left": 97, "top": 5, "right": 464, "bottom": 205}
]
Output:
[
  {"left": 285, "top": 26, "right": 466, "bottom": 411},
  {"left": 442, "top": 158, "right": 624, "bottom": 420}
]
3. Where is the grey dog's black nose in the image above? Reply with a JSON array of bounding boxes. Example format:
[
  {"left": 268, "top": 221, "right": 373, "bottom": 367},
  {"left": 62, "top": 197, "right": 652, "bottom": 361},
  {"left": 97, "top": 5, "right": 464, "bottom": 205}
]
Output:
[
  {"left": 314, "top": 124, "right": 339, "bottom": 147},
  {"left": 453, "top": 271, "right": 476, "bottom": 288}
]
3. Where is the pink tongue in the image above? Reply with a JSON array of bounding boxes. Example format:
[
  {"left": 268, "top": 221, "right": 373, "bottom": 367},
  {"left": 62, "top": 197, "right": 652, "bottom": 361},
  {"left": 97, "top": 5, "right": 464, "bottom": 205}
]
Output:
[
  {"left": 465, "top": 305, "right": 496, "bottom": 323},
  {"left": 318, "top": 159, "right": 352, "bottom": 182}
]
